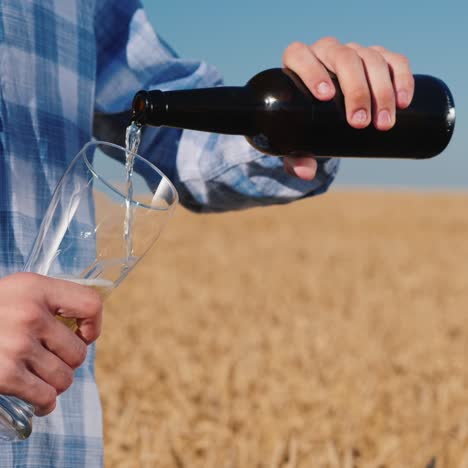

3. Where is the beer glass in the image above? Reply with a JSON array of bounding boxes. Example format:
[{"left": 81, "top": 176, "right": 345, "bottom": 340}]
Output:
[{"left": 0, "top": 141, "right": 178, "bottom": 441}]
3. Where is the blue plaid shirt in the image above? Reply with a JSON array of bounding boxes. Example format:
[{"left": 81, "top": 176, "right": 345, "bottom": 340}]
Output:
[{"left": 0, "top": 1, "right": 338, "bottom": 466}]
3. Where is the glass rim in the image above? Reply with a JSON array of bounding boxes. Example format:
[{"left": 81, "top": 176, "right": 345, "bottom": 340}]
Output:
[{"left": 79, "top": 140, "right": 179, "bottom": 212}]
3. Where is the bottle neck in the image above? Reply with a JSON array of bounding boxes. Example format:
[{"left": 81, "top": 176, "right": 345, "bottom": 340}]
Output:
[{"left": 132, "top": 87, "right": 256, "bottom": 135}]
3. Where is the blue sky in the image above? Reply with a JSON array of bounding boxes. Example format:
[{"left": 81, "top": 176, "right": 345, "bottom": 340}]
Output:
[{"left": 143, "top": 1, "right": 467, "bottom": 189}]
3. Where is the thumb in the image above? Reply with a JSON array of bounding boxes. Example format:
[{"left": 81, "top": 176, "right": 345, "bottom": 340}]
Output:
[{"left": 283, "top": 156, "right": 318, "bottom": 181}]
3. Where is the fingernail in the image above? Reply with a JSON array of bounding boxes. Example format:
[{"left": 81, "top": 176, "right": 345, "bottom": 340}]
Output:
[
  {"left": 352, "top": 109, "right": 367, "bottom": 124},
  {"left": 398, "top": 90, "right": 409, "bottom": 106},
  {"left": 317, "top": 81, "right": 331, "bottom": 96},
  {"left": 294, "top": 166, "right": 316, "bottom": 180},
  {"left": 378, "top": 109, "right": 392, "bottom": 127}
]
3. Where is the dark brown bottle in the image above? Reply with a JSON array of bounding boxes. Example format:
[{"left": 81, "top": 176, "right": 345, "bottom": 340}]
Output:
[{"left": 131, "top": 68, "right": 455, "bottom": 159}]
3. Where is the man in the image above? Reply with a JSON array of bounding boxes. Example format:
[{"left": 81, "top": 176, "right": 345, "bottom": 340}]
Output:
[{"left": 0, "top": 0, "right": 413, "bottom": 466}]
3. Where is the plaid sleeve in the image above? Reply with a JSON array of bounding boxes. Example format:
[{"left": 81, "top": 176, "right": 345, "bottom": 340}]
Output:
[{"left": 93, "top": 0, "right": 340, "bottom": 213}]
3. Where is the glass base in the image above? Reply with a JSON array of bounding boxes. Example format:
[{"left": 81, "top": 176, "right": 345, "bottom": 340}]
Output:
[{"left": 0, "top": 396, "right": 34, "bottom": 441}]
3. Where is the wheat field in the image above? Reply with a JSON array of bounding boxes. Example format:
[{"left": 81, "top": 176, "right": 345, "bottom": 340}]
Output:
[{"left": 95, "top": 190, "right": 468, "bottom": 468}]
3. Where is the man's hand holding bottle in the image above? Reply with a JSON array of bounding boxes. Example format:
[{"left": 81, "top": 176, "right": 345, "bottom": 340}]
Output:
[{"left": 282, "top": 37, "right": 415, "bottom": 180}]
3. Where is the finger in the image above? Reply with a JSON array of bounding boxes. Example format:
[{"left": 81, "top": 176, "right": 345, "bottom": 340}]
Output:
[
  {"left": 314, "top": 44, "right": 371, "bottom": 128},
  {"left": 0, "top": 362, "right": 57, "bottom": 416},
  {"left": 370, "top": 46, "right": 414, "bottom": 108},
  {"left": 349, "top": 46, "right": 396, "bottom": 130},
  {"left": 40, "top": 276, "right": 103, "bottom": 344},
  {"left": 26, "top": 343, "right": 74, "bottom": 395},
  {"left": 24, "top": 374, "right": 57, "bottom": 416},
  {"left": 283, "top": 41, "right": 335, "bottom": 100},
  {"left": 308, "top": 36, "right": 343, "bottom": 72},
  {"left": 283, "top": 156, "right": 318, "bottom": 180},
  {"left": 42, "top": 316, "right": 88, "bottom": 369}
]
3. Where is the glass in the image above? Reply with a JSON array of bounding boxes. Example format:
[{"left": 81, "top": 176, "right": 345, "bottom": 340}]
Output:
[{"left": 0, "top": 141, "right": 178, "bottom": 441}]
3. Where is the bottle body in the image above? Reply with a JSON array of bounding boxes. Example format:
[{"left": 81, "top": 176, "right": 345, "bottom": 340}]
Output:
[{"left": 132, "top": 68, "right": 455, "bottom": 159}]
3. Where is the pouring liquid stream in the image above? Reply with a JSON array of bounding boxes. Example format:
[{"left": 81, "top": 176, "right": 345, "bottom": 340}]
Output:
[{"left": 123, "top": 122, "right": 142, "bottom": 275}]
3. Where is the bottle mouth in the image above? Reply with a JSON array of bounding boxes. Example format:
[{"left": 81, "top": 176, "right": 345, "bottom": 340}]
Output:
[{"left": 131, "top": 91, "right": 150, "bottom": 125}]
